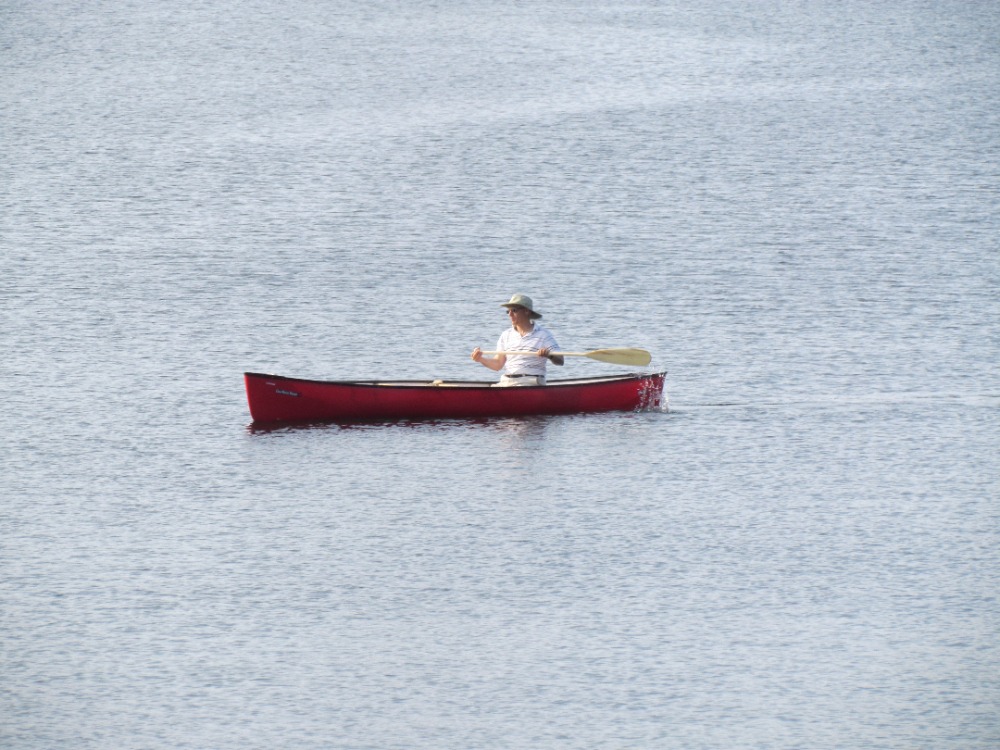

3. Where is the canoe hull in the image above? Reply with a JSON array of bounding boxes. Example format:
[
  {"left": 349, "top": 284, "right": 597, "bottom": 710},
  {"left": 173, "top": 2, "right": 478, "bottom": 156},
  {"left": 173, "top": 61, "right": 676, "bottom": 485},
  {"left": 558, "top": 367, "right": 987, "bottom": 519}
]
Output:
[{"left": 244, "top": 371, "right": 666, "bottom": 424}]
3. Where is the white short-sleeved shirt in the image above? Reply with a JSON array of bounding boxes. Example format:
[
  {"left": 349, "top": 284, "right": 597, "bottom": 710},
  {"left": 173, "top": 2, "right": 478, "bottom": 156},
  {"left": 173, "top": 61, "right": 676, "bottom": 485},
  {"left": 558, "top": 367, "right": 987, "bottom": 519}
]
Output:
[{"left": 497, "top": 324, "right": 559, "bottom": 376}]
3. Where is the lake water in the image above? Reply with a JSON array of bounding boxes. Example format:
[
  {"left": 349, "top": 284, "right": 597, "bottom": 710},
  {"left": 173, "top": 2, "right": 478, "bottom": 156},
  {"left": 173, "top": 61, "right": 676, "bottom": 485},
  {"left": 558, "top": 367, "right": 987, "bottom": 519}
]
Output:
[{"left": 3, "top": 1, "right": 998, "bottom": 747}]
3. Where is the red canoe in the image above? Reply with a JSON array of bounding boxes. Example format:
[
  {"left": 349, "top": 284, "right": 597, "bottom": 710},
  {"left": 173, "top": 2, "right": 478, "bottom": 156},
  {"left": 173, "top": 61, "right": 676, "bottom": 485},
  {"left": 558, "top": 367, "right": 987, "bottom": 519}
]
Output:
[{"left": 244, "top": 371, "right": 667, "bottom": 424}]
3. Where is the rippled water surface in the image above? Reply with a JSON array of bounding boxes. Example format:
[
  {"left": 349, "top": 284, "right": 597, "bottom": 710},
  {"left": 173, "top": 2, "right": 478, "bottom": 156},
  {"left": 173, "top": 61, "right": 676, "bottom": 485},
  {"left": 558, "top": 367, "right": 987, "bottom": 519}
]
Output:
[{"left": 3, "top": 1, "right": 998, "bottom": 748}]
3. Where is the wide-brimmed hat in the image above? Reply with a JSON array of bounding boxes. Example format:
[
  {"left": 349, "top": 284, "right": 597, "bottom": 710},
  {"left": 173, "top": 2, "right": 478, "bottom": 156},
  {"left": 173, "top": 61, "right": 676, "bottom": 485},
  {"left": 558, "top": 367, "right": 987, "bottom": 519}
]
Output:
[{"left": 501, "top": 293, "right": 542, "bottom": 319}]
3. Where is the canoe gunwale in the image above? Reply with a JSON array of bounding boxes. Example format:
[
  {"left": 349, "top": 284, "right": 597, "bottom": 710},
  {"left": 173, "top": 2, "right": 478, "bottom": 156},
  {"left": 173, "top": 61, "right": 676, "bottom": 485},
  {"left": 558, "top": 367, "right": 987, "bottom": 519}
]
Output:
[{"left": 244, "top": 371, "right": 663, "bottom": 390}]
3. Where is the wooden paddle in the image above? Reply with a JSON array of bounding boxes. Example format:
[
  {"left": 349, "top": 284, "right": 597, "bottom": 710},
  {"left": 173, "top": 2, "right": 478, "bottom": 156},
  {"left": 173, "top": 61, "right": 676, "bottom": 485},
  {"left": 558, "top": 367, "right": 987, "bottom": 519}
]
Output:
[{"left": 483, "top": 347, "right": 651, "bottom": 366}]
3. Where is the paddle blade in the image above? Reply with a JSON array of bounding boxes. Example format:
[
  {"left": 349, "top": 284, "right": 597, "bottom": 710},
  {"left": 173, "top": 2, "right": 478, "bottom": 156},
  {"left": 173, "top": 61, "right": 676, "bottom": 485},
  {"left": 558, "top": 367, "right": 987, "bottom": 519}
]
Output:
[{"left": 582, "top": 348, "right": 652, "bottom": 366}]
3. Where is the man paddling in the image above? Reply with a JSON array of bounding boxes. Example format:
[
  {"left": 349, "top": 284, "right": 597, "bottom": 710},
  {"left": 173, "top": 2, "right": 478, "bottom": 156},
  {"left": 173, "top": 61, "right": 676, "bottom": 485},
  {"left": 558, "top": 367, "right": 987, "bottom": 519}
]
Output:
[{"left": 471, "top": 293, "right": 564, "bottom": 386}]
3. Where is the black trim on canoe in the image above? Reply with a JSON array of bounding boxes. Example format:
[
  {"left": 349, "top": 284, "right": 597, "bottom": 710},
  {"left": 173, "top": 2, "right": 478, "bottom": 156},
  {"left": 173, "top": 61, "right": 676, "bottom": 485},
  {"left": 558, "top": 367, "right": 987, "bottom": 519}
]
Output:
[{"left": 244, "top": 371, "right": 665, "bottom": 389}]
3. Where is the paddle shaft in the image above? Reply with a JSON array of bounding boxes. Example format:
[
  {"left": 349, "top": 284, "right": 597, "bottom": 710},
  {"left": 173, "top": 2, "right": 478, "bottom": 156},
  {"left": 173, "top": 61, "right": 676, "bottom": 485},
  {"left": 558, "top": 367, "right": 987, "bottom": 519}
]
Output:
[
  {"left": 481, "top": 347, "right": 651, "bottom": 366},
  {"left": 484, "top": 351, "right": 585, "bottom": 358}
]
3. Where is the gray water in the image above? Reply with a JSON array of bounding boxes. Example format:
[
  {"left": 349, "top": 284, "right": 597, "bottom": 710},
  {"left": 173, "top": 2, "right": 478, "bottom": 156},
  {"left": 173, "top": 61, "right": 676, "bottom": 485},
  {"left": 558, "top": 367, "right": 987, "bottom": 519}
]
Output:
[{"left": 3, "top": 1, "right": 999, "bottom": 748}]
